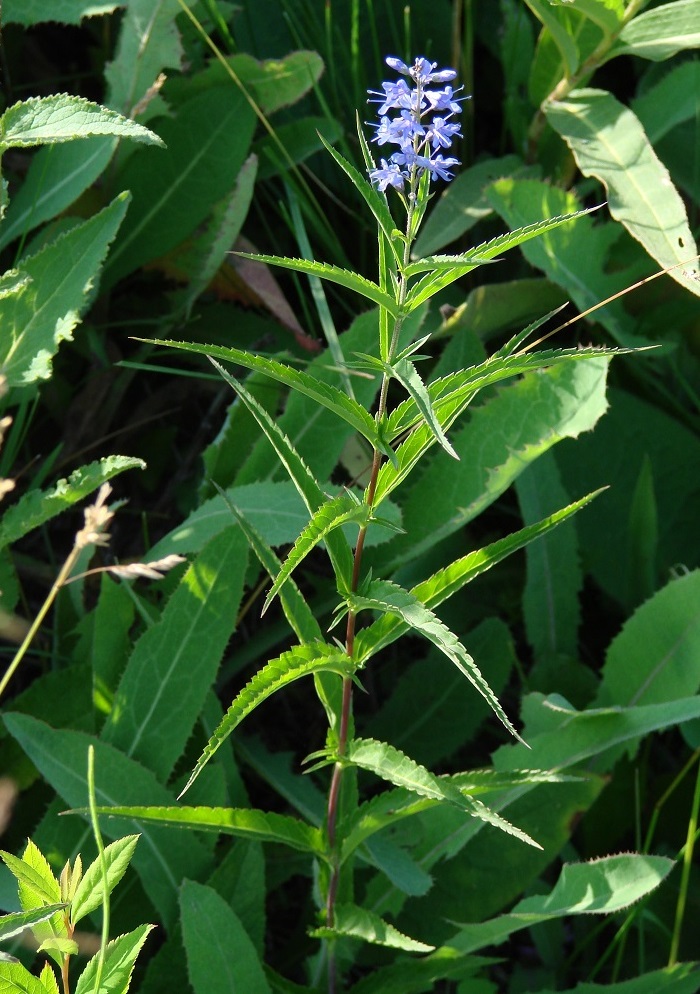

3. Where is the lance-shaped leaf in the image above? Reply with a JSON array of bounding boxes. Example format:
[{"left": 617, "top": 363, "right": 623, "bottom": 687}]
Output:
[
  {"left": 356, "top": 491, "right": 602, "bottom": 663},
  {"left": 208, "top": 360, "right": 355, "bottom": 592},
  {"left": 142, "top": 338, "right": 385, "bottom": 454},
  {"left": 320, "top": 127, "right": 402, "bottom": 269},
  {"left": 404, "top": 209, "right": 597, "bottom": 311},
  {"left": 74, "top": 924, "right": 154, "bottom": 994},
  {"left": 348, "top": 579, "right": 523, "bottom": 743},
  {"left": 340, "top": 738, "right": 538, "bottom": 848},
  {"left": 0, "top": 905, "right": 67, "bottom": 943},
  {"left": 311, "top": 903, "right": 434, "bottom": 952},
  {"left": 84, "top": 806, "right": 324, "bottom": 857},
  {"left": 0, "top": 456, "right": 141, "bottom": 551},
  {"left": 441, "top": 854, "right": 674, "bottom": 955},
  {"left": 233, "top": 253, "right": 400, "bottom": 315},
  {"left": 390, "top": 357, "right": 458, "bottom": 459},
  {"left": 218, "top": 494, "right": 322, "bottom": 645},
  {"left": 341, "top": 769, "right": 575, "bottom": 861},
  {"left": 606, "top": 0, "right": 700, "bottom": 62},
  {"left": 0, "top": 94, "right": 163, "bottom": 152},
  {"left": 180, "top": 642, "right": 354, "bottom": 797},
  {"left": 70, "top": 836, "right": 139, "bottom": 925},
  {"left": 545, "top": 90, "right": 700, "bottom": 298},
  {"left": 264, "top": 492, "right": 368, "bottom": 613}
]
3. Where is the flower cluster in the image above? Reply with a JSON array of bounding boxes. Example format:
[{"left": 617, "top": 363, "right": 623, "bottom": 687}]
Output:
[{"left": 367, "top": 56, "right": 464, "bottom": 194}]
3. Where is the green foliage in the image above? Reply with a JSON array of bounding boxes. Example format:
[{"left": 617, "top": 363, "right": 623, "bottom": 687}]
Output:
[{"left": 2, "top": 3, "right": 700, "bottom": 994}]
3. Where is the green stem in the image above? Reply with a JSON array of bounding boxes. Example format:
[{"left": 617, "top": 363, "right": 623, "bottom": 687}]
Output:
[
  {"left": 87, "top": 745, "right": 110, "bottom": 994},
  {"left": 669, "top": 754, "right": 700, "bottom": 966},
  {"left": 0, "top": 544, "right": 81, "bottom": 702}
]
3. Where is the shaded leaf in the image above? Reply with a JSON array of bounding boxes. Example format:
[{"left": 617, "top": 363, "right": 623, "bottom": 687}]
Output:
[{"left": 311, "top": 903, "right": 434, "bottom": 952}]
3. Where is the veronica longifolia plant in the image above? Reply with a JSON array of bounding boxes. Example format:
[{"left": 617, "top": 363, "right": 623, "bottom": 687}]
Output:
[{"left": 123, "top": 54, "right": 617, "bottom": 990}]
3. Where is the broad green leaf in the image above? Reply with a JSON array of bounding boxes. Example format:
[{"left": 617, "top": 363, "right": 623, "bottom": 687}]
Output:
[
  {"left": 0, "top": 96, "right": 162, "bottom": 151},
  {"left": 180, "top": 881, "right": 271, "bottom": 994},
  {"left": 101, "top": 528, "right": 248, "bottom": 782},
  {"left": 632, "top": 61, "right": 700, "bottom": 145},
  {"left": 141, "top": 338, "right": 383, "bottom": 451},
  {"left": 516, "top": 452, "right": 581, "bottom": 661},
  {"left": 103, "top": 87, "right": 256, "bottom": 287},
  {"left": 2, "top": 714, "right": 212, "bottom": 929},
  {"left": 596, "top": 569, "right": 700, "bottom": 709},
  {"left": 488, "top": 178, "right": 641, "bottom": 346},
  {"left": 0, "top": 456, "right": 144, "bottom": 551},
  {"left": 74, "top": 924, "right": 154, "bottom": 994},
  {"left": 356, "top": 491, "right": 602, "bottom": 663},
  {"left": 180, "top": 643, "right": 354, "bottom": 797},
  {"left": 105, "top": 0, "right": 184, "bottom": 118},
  {"left": 312, "top": 903, "right": 434, "bottom": 952},
  {"left": 349, "top": 580, "right": 522, "bottom": 742},
  {"left": 221, "top": 500, "right": 322, "bottom": 645},
  {"left": 545, "top": 89, "right": 700, "bottom": 298},
  {"left": 234, "top": 252, "right": 399, "bottom": 315},
  {"left": 607, "top": 0, "right": 700, "bottom": 61},
  {"left": 494, "top": 693, "right": 700, "bottom": 775},
  {"left": 390, "top": 357, "right": 457, "bottom": 459},
  {"left": 441, "top": 854, "right": 673, "bottom": 955},
  {"left": 254, "top": 116, "right": 343, "bottom": 179},
  {"left": 0, "top": 138, "right": 117, "bottom": 252},
  {"left": 206, "top": 364, "right": 355, "bottom": 590},
  {"left": 87, "top": 806, "right": 324, "bottom": 856},
  {"left": 0, "top": 905, "right": 66, "bottom": 943},
  {"left": 70, "top": 836, "right": 139, "bottom": 925},
  {"left": 379, "top": 357, "right": 609, "bottom": 565},
  {"left": 0, "top": 193, "right": 130, "bottom": 387},
  {"left": 0, "top": 962, "right": 48, "bottom": 994},
  {"left": 413, "top": 154, "right": 524, "bottom": 257},
  {"left": 3, "top": 0, "right": 121, "bottom": 26},
  {"left": 344, "top": 954, "right": 487, "bottom": 994},
  {"left": 404, "top": 208, "right": 596, "bottom": 312},
  {"left": 341, "top": 738, "right": 538, "bottom": 848},
  {"left": 264, "top": 493, "right": 367, "bottom": 612},
  {"left": 188, "top": 50, "right": 325, "bottom": 116}
]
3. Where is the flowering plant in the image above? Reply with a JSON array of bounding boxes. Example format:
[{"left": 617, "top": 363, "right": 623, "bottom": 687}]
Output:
[{"left": 107, "top": 55, "right": 623, "bottom": 992}]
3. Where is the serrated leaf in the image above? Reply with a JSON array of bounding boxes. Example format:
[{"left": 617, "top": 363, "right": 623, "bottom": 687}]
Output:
[
  {"left": 311, "top": 903, "right": 434, "bottom": 952},
  {"left": 141, "top": 338, "right": 383, "bottom": 451},
  {"left": 349, "top": 580, "right": 522, "bottom": 742},
  {"left": 0, "top": 961, "right": 49, "bottom": 994},
  {"left": 607, "top": 0, "right": 700, "bottom": 62},
  {"left": 205, "top": 362, "right": 355, "bottom": 591},
  {"left": 545, "top": 90, "right": 700, "bottom": 297},
  {"left": 0, "top": 95, "right": 163, "bottom": 151},
  {"left": 74, "top": 924, "right": 154, "bottom": 994},
  {"left": 70, "top": 835, "right": 139, "bottom": 925},
  {"left": 0, "top": 906, "right": 67, "bottom": 943},
  {"left": 264, "top": 493, "right": 366, "bottom": 613},
  {"left": 85, "top": 806, "right": 324, "bottom": 856},
  {"left": 0, "top": 193, "right": 131, "bottom": 387},
  {"left": 234, "top": 253, "right": 400, "bottom": 315},
  {"left": 180, "top": 642, "right": 354, "bottom": 797},
  {"left": 38, "top": 962, "right": 59, "bottom": 994},
  {"left": 404, "top": 209, "right": 597, "bottom": 310},
  {"left": 0, "top": 456, "right": 145, "bottom": 551},
  {"left": 218, "top": 497, "right": 322, "bottom": 645},
  {"left": 0, "top": 842, "right": 65, "bottom": 967},
  {"left": 390, "top": 357, "right": 457, "bottom": 459},
  {"left": 3, "top": 0, "right": 122, "bottom": 26},
  {"left": 180, "top": 881, "right": 271, "bottom": 994},
  {"left": 341, "top": 738, "right": 538, "bottom": 848},
  {"left": 442, "top": 854, "right": 673, "bottom": 955},
  {"left": 319, "top": 129, "right": 402, "bottom": 268}
]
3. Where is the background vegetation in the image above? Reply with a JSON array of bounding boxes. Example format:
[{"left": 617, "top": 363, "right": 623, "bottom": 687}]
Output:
[{"left": 1, "top": 1, "right": 700, "bottom": 993}]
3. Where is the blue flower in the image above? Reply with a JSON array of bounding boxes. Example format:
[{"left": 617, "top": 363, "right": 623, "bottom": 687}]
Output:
[{"left": 367, "top": 55, "right": 466, "bottom": 193}]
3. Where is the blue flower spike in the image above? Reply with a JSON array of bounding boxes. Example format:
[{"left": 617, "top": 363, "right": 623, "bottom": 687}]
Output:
[{"left": 367, "top": 55, "right": 467, "bottom": 194}]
